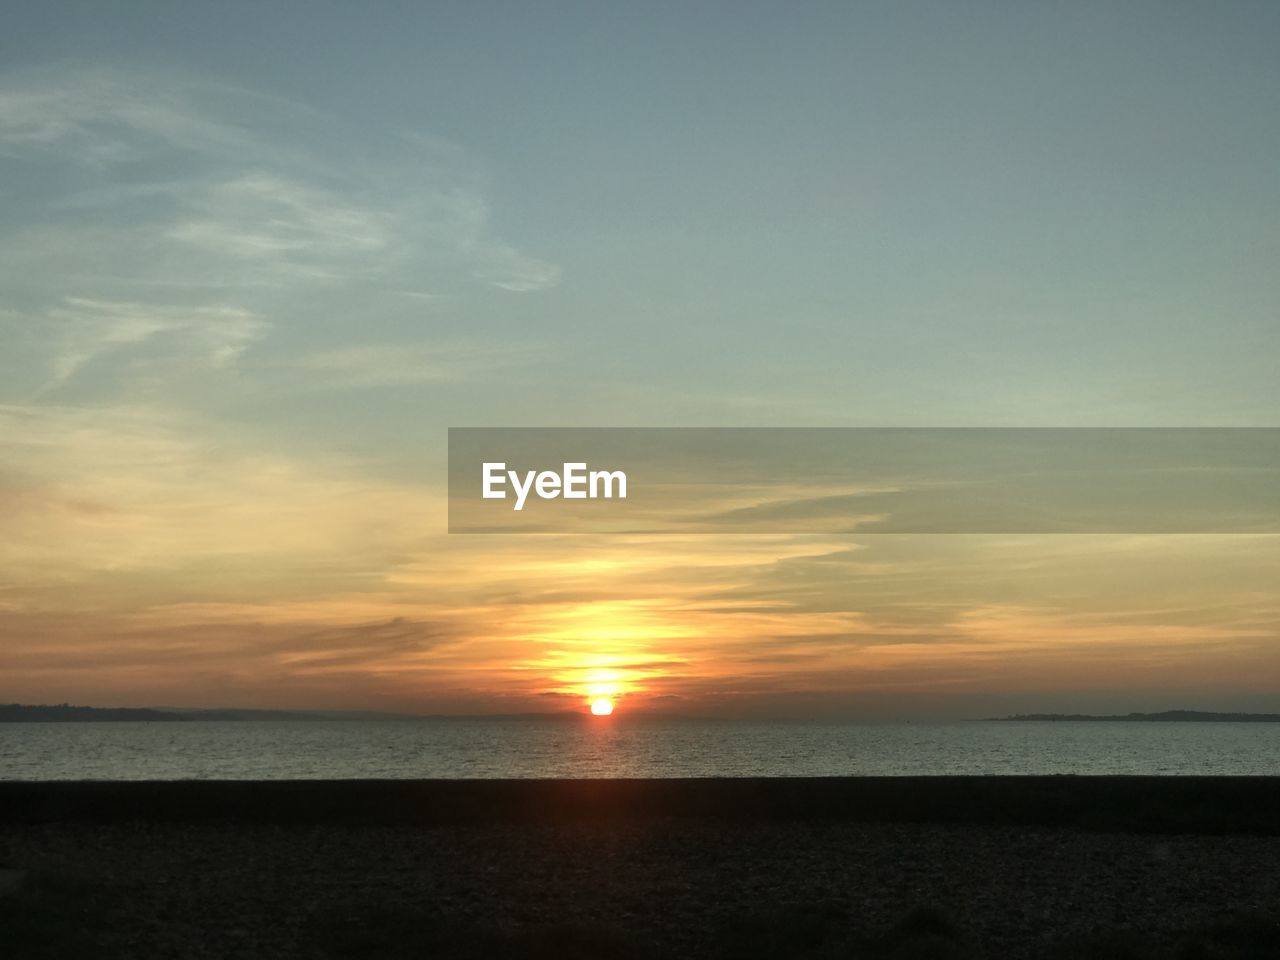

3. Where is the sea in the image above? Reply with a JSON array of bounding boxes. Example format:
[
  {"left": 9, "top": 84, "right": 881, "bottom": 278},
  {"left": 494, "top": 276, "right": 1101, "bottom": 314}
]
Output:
[{"left": 3, "top": 718, "right": 1279, "bottom": 780}]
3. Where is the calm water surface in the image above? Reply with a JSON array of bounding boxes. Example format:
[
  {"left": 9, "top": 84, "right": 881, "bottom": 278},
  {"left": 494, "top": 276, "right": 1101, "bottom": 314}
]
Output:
[{"left": 2, "top": 719, "right": 1278, "bottom": 780}]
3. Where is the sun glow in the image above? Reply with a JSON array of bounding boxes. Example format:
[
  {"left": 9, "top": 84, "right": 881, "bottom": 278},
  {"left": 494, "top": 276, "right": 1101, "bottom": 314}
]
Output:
[{"left": 590, "top": 698, "right": 615, "bottom": 716}]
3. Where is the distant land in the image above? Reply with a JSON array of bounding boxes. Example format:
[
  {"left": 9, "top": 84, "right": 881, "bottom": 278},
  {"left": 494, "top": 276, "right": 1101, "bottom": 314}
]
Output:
[
  {"left": 0, "top": 704, "right": 185, "bottom": 723},
  {"left": 0, "top": 703, "right": 591, "bottom": 723},
  {"left": 0, "top": 703, "right": 410, "bottom": 723},
  {"left": 153, "top": 708, "right": 419, "bottom": 722},
  {"left": 991, "top": 710, "right": 1280, "bottom": 722}
]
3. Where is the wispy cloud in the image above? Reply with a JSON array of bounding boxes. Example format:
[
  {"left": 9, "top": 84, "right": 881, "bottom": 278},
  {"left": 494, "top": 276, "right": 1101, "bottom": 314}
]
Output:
[
  {"left": 0, "top": 69, "right": 268, "bottom": 161},
  {"left": 0, "top": 66, "right": 560, "bottom": 289},
  {"left": 293, "top": 340, "right": 549, "bottom": 388},
  {"left": 39, "top": 297, "right": 265, "bottom": 391},
  {"left": 0, "top": 402, "right": 441, "bottom": 583},
  {"left": 168, "top": 173, "right": 392, "bottom": 279},
  {"left": 0, "top": 65, "right": 560, "bottom": 399}
]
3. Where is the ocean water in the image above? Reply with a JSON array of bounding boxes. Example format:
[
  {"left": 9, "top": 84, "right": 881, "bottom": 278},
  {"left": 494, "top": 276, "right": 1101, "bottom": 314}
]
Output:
[{"left": 3, "top": 718, "right": 1280, "bottom": 780}]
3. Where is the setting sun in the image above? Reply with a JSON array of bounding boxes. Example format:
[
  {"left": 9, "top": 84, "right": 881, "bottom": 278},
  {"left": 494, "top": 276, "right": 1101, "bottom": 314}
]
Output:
[{"left": 590, "top": 698, "right": 615, "bottom": 716}]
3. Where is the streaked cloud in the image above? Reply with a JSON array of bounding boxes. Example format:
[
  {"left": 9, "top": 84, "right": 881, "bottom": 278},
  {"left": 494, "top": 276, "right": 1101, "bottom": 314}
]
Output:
[
  {"left": 293, "top": 340, "right": 549, "bottom": 388},
  {"left": 37, "top": 297, "right": 265, "bottom": 391},
  {"left": 0, "top": 65, "right": 560, "bottom": 403}
]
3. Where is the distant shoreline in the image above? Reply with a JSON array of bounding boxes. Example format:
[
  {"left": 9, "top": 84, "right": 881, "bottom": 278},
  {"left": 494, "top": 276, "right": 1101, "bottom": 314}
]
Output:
[
  {"left": 989, "top": 710, "right": 1280, "bottom": 722},
  {"left": 0, "top": 704, "right": 185, "bottom": 723},
  {"left": 0, "top": 704, "right": 437, "bottom": 723}
]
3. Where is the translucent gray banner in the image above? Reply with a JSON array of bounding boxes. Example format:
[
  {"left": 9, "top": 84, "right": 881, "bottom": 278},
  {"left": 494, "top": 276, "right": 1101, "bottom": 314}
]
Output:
[{"left": 447, "top": 428, "right": 1280, "bottom": 534}]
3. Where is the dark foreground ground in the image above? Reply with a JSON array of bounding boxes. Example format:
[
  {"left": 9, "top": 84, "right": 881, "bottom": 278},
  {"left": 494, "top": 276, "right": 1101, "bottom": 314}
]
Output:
[{"left": 3, "top": 778, "right": 1280, "bottom": 959}]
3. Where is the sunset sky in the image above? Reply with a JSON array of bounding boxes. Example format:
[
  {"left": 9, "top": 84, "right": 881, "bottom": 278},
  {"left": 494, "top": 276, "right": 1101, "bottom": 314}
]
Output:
[{"left": 2, "top": 3, "right": 1278, "bottom": 717}]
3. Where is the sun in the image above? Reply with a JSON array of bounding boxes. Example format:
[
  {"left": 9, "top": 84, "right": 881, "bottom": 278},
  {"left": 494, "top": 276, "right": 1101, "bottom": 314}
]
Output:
[{"left": 590, "top": 698, "right": 615, "bottom": 716}]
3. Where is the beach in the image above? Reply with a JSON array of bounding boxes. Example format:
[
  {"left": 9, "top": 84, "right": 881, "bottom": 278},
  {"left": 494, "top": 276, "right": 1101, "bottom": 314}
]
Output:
[{"left": 4, "top": 778, "right": 1280, "bottom": 958}]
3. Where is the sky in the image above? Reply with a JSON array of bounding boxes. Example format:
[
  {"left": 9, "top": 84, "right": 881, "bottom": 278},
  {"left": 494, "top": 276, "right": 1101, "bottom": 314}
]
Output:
[{"left": 1, "top": 2, "right": 1278, "bottom": 717}]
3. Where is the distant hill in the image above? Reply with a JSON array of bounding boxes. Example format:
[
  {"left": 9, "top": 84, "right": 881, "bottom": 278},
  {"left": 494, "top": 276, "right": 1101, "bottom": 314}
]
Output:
[
  {"left": 0, "top": 704, "right": 429, "bottom": 722},
  {"left": 0, "top": 703, "right": 185, "bottom": 723},
  {"left": 158, "top": 708, "right": 334, "bottom": 721},
  {"left": 155, "top": 708, "right": 443, "bottom": 721},
  {"left": 992, "top": 710, "right": 1280, "bottom": 722}
]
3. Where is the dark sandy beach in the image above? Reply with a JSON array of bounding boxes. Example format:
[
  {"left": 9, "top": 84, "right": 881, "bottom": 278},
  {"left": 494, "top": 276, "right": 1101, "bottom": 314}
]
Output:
[{"left": 3, "top": 778, "right": 1280, "bottom": 959}]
